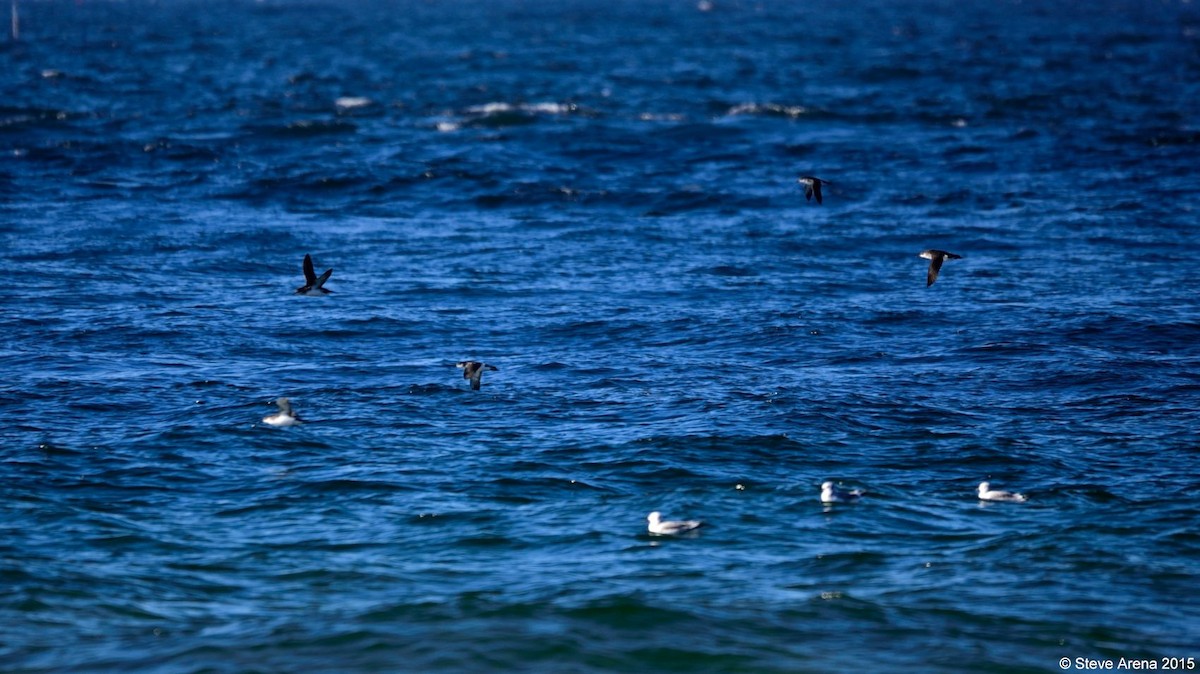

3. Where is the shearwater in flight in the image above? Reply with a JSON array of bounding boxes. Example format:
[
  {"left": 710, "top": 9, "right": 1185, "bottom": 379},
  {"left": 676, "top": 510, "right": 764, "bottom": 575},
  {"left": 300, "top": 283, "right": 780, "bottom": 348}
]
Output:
[
  {"left": 918, "top": 249, "right": 962, "bottom": 287},
  {"left": 295, "top": 254, "right": 333, "bottom": 295}
]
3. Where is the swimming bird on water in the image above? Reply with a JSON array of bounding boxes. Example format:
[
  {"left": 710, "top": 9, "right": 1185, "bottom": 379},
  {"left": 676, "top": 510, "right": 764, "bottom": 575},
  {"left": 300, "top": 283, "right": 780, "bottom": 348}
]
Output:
[
  {"left": 977, "top": 481, "right": 1027, "bottom": 503},
  {"left": 797, "top": 176, "right": 830, "bottom": 204},
  {"left": 918, "top": 249, "right": 962, "bottom": 287},
  {"left": 647, "top": 511, "right": 703, "bottom": 535},
  {"left": 456, "top": 361, "right": 497, "bottom": 391},
  {"left": 263, "top": 398, "right": 301, "bottom": 427},
  {"left": 821, "top": 481, "right": 864, "bottom": 504},
  {"left": 295, "top": 254, "right": 333, "bottom": 295}
]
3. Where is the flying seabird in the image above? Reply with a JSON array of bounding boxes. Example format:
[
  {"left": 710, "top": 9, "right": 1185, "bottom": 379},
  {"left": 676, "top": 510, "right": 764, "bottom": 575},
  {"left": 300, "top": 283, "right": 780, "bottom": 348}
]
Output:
[
  {"left": 647, "top": 511, "right": 704, "bottom": 535},
  {"left": 820, "top": 481, "right": 864, "bottom": 504},
  {"left": 456, "top": 361, "right": 498, "bottom": 391},
  {"left": 977, "top": 481, "right": 1027, "bottom": 503},
  {"left": 918, "top": 249, "right": 962, "bottom": 287},
  {"left": 797, "top": 176, "right": 830, "bottom": 204},
  {"left": 263, "top": 397, "right": 301, "bottom": 427},
  {"left": 295, "top": 254, "right": 333, "bottom": 295}
]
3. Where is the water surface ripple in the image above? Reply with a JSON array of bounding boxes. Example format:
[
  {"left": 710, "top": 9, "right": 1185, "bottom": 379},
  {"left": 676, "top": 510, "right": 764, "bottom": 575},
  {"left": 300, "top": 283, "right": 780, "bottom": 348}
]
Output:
[{"left": 2, "top": 0, "right": 1199, "bottom": 672}]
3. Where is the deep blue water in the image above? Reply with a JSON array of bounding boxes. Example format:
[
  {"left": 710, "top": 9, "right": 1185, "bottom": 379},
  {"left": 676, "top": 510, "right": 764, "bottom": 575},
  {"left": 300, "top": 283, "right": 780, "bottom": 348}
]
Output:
[{"left": 2, "top": 0, "right": 1200, "bottom": 672}]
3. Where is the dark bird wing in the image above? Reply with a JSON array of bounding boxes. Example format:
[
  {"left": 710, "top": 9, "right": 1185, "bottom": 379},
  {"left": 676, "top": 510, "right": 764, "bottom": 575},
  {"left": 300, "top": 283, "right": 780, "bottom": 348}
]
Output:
[
  {"left": 314, "top": 268, "right": 333, "bottom": 291},
  {"left": 804, "top": 184, "right": 814, "bottom": 202},
  {"left": 812, "top": 180, "right": 823, "bottom": 205},
  {"left": 927, "top": 255, "right": 945, "bottom": 287},
  {"left": 457, "top": 361, "right": 492, "bottom": 389},
  {"left": 302, "top": 254, "right": 317, "bottom": 285}
]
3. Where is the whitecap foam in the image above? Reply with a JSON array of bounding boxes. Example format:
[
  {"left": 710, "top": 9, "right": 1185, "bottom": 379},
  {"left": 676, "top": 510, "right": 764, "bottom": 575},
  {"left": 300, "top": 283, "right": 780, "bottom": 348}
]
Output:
[{"left": 335, "top": 96, "right": 373, "bottom": 110}]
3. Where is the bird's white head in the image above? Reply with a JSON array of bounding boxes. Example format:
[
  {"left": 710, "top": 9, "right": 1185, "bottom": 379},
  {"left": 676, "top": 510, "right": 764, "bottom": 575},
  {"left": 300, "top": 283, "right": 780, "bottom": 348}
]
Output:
[
  {"left": 978, "top": 481, "right": 990, "bottom": 493},
  {"left": 647, "top": 511, "right": 662, "bottom": 524}
]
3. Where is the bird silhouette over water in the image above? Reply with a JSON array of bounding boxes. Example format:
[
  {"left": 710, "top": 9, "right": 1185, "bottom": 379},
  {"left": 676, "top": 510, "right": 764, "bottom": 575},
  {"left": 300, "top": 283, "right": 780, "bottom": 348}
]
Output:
[
  {"left": 456, "top": 361, "right": 497, "bottom": 390},
  {"left": 797, "top": 176, "right": 830, "bottom": 204},
  {"left": 295, "top": 254, "right": 333, "bottom": 295},
  {"left": 918, "top": 249, "right": 962, "bottom": 287}
]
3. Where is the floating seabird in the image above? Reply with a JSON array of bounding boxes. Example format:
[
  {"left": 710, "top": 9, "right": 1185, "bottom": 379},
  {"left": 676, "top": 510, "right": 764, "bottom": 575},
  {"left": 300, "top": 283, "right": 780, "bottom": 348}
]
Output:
[
  {"left": 797, "top": 176, "right": 830, "bottom": 204},
  {"left": 820, "top": 481, "right": 864, "bottom": 504},
  {"left": 977, "top": 481, "right": 1027, "bottom": 503},
  {"left": 918, "top": 249, "right": 962, "bottom": 287},
  {"left": 263, "top": 397, "right": 301, "bottom": 427},
  {"left": 456, "top": 361, "right": 498, "bottom": 391},
  {"left": 647, "top": 511, "right": 703, "bottom": 535},
  {"left": 295, "top": 254, "right": 333, "bottom": 295}
]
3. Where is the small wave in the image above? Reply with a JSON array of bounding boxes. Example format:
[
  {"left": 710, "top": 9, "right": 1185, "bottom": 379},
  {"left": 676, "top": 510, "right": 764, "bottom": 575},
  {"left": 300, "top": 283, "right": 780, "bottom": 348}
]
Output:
[
  {"left": 858, "top": 65, "right": 923, "bottom": 82},
  {"left": 0, "top": 106, "right": 70, "bottom": 131},
  {"left": 564, "top": 595, "right": 700, "bottom": 628},
  {"left": 637, "top": 111, "right": 686, "bottom": 122},
  {"left": 726, "top": 102, "right": 809, "bottom": 118},
  {"left": 247, "top": 119, "right": 358, "bottom": 137},
  {"left": 297, "top": 478, "right": 414, "bottom": 494},
  {"left": 691, "top": 264, "right": 757, "bottom": 277},
  {"left": 466, "top": 102, "right": 580, "bottom": 116},
  {"left": 436, "top": 101, "right": 587, "bottom": 130},
  {"left": 334, "top": 96, "right": 373, "bottom": 111},
  {"left": 1145, "top": 131, "right": 1200, "bottom": 147}
]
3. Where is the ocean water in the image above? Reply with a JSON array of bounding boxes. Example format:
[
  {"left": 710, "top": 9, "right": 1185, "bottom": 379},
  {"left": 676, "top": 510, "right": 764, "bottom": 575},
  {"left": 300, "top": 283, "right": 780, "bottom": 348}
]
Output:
[{"left": 2, "top": 0, "right": 1199, "bottom": 672}]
